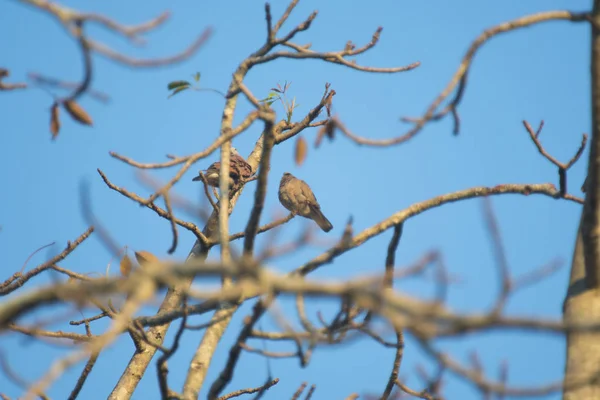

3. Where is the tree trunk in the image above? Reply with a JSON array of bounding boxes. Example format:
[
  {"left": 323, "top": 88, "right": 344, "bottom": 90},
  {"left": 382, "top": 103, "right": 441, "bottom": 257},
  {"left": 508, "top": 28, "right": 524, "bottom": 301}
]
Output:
[{"left": 563, "top": 2, "right": 600, "bottom": 399}]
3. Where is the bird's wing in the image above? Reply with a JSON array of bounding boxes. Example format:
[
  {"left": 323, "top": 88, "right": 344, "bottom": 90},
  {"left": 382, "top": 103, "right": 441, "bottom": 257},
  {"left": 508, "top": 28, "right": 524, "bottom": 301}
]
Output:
[
  {"left": 231, "top": 155, "right": 253, "bottom": 179},
  {"left": 206, "top": 161, "right": 220, "bottom": 172},
  {"left": 299, "top": 180, "right": 319, "bottom": 206}
]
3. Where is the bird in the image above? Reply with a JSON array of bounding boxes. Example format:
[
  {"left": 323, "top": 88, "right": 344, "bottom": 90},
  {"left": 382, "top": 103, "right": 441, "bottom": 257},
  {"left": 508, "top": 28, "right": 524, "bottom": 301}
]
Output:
[
  {"left": 278, "top": 172, "right": 333, "bottom": 232},
  {"left": 192, "top": 147, "right": 253, "bottom": 188}
]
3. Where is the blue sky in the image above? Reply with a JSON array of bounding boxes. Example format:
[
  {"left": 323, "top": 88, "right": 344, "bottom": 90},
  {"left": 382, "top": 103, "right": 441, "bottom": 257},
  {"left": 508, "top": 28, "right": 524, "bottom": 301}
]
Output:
[{"left": 0, "top": 0, "right": 591, "bottom": 399}]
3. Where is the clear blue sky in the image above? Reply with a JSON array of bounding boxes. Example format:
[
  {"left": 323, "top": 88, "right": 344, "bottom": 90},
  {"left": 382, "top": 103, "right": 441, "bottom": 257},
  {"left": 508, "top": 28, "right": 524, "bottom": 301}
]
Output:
[{"left": 0, "top": 0, "right": 591, "bottom": 399}]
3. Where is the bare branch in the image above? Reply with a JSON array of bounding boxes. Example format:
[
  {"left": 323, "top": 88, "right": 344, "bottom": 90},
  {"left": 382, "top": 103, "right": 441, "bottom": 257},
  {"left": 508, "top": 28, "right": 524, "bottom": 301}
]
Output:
[
  {"left": 67, "top": 351, "right": 100, "bottom": 400},
  {"left": 382, "top": 223, "right": 405, "bottom": 400},
  {"left": 0, "top": 68, "right": 27, "bottom": 91},
  {"left": 335, "top": 10, "right": 590, "bottom": 146},
  {"left": 157, "top": 298, "right": 188, "bottom": 399},
  {"left": 207, "top": 297, "right": 272, "bottom": 398},
  {"left": 243, "top": 111, "right": 276, "bottom": 255},
  {"left": 523, "top": 120, "right": 588, "bottom": 196},
  {"left": 97, "top": 169, "right": 208, "bottom": 246},
  {"left": 89, "top": 28, "right": 212, "bottom": 67},
  {"left": 0, "top": 227, "right": 94, "bottom": 295},
  {"left": 297, "top": 183, "right": 581, "bottom": 276},
  {"left": 217, "top": 377, "right": 279, "bottom": 400},
  {"left": 109, "top": 111, "right": 260, "bottom": 170},
  {"left": 28, "top": 72, "right": 110, "bottom": 103},
  {"left": 229, "top": 213, "right": 294, "bottom": 242}
]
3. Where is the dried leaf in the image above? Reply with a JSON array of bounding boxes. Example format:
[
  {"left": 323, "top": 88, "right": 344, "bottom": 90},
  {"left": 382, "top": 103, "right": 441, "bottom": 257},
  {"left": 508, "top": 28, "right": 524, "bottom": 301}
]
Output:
[
  {"left": 167, "top": 80, "right": 191, "bottom": 90},
  {"left": 120, "top": 255, "right": 133, "bottom": 277},
  {"left": 315, "top": 119, "right": 336, "bottom": 148},
  {"left": 135, "top": 250, "right": 159, "bottom": 267},
  {"left": 50, "top": 102, "right": 60, "bottom": 139},
  {"left": 63, "top": 100, "right": 93, "bottom": 126},
  {"left": 326, "top": 120, "right": 335, "bottom": 139},
  {"left": 295, "top": 136, "right": 307, "bottom": 166}
]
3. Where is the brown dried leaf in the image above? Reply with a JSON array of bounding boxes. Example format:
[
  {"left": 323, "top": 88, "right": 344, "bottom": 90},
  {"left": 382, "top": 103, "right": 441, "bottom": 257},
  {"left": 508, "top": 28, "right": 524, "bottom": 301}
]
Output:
[
  {"left": 135, "top": 250, "right": 159, "bottom": 267},
  {"left": 315, "top": 119, "right": 336, "bottom": 148},
  {"left": 120, "top": 255, "right": 133, "bottom": 277},
  {"left": 315, "top": 128, "right": 325, "bottom": 148},
  {"left": 63, "top": 99, "right": 93, "bottom": 126},
  {"left": 295, "top": 136, "right": 307, "bottom": 166},
  {"left": 324, "top": 119, "right": 336, "bottom": 140},
  {"left": 50, "top": 102, "right": 60, "bottom": 139}
]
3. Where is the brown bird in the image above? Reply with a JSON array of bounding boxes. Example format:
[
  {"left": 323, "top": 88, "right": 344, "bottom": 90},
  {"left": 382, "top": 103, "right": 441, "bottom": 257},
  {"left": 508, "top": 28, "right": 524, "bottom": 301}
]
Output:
[
  {"left": 192, "top": 147, "right": 253, "bottom": 187},
  {"left": 278, "top": 172, "right": 333, "bottom": 232}
]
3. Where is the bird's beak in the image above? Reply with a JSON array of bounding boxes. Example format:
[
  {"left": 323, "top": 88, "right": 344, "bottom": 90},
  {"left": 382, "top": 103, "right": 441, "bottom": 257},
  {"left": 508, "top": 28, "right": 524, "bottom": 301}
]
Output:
[{"left": 192, "top": 175, "right": 203, "bottom": 182}]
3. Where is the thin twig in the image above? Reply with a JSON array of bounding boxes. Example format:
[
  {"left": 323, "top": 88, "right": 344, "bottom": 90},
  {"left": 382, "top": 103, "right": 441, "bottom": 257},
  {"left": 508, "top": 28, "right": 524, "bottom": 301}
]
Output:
[
  {"left": 217, "top": 377, "right": 279, "bottom": 400},
  {"left": 0, "top": 227, "right": 94, "bottom": 295}
]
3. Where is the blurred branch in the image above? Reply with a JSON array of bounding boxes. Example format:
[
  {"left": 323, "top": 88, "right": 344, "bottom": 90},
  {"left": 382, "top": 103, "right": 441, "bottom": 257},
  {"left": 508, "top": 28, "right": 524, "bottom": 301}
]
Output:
[
  {"left": 8, "top": 323, "right": 93, "bottom": 343},
  {"left": 0, "top": 68, "right": 27, "bottom": 91},
  {"left": 28, "top": 72, "right": 110, "bottom": 103},
  {"left": 381, "top": 224, "right": 405, "bottom": 400},
  {"left": 207, "top": 297, "right": 272, "bottom": 398},
  {"left": 157, "top": 299, "right": 188, "bottom": 399},
  {"left": 0, "top": 227, "right": 94, "bottom": 295},
  {"left": 333, "top": 10, "right": 590, "bottom": 146},
  {"left": 15, "top": 0, "right": 211, "bottom": 138},
  {"left": 18, "top": 0, "right": 212, "bottom": 68}
]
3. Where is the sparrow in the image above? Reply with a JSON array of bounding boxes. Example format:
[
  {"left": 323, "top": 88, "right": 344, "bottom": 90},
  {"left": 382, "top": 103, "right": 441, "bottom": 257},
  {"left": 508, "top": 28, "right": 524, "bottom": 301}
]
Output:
[
  {"left": 278, "top": 172, "right": 333, "bottom": 232},
  {"left": 192, "top": 147, "right": 253, "bottom": 188}
]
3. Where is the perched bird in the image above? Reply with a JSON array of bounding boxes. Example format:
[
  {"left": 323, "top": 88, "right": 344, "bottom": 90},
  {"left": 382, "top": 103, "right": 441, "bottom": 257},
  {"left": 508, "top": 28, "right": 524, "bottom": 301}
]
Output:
[
  {"left": 192, "top": 147, "right": 253, "bottom": 188},
  {"left": 278, "top": 172, "right": 333, "bottom": 232}
]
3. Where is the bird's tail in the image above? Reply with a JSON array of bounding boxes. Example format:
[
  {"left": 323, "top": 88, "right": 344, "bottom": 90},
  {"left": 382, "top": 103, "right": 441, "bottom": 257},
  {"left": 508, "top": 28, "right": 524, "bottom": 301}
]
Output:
[{"left": 309, "top": 205, "right": 333, "bottom": 232}]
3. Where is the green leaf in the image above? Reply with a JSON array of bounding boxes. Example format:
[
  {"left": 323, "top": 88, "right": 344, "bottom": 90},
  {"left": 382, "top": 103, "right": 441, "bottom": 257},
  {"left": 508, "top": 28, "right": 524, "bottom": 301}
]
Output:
[
  {"left": 193, "top": 72, "right": 201, "bottom": 82},
  {"left": 168, "top": 86, "right": 190, "bottom": 98},
  {"left": 167, "top": 80, "right": 191, "bottom": 90},
  {"left": 259, "top": 92, "right": 279, "bottom": 104}
]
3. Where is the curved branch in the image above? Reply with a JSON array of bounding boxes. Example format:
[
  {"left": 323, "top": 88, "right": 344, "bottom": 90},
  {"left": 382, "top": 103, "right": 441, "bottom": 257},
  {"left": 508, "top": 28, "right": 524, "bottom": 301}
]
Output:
[
  {"left": 335, "top": 10, "right": 590, "bottom": 146},
  {"left": 296, "top": 183, "right": 581, "bottom": 276}
]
